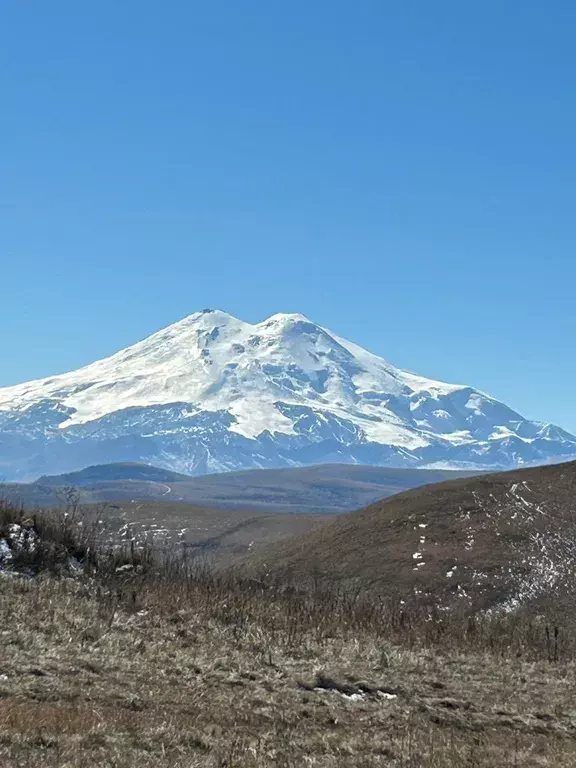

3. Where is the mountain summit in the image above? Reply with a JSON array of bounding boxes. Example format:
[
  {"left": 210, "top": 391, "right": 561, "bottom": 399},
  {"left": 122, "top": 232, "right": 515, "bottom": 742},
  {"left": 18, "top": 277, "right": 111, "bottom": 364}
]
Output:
[{"left": 0, "top": 310, "right": 574, "bottom": 480}]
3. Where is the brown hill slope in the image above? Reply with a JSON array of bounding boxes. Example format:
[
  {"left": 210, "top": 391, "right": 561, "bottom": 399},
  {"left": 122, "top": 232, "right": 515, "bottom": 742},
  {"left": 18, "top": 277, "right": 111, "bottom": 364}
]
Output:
[
  {"left": 84, "top": 500, "right": 326, "bottom": 564},
  {"left": 243, "top": 461, "right": 576, "bottom": 610}
]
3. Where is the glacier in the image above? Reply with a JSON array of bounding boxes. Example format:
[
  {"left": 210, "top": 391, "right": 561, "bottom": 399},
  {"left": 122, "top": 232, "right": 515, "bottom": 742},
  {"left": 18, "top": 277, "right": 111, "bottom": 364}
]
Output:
[{"left": 0, "top": 309, "right": 574, "bottom": 480}]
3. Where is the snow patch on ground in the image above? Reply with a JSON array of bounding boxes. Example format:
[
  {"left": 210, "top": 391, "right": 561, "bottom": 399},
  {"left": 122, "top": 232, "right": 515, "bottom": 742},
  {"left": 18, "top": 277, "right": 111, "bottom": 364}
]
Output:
[{"left": 0, "top": 523, "right": 39, "bottom": 569}]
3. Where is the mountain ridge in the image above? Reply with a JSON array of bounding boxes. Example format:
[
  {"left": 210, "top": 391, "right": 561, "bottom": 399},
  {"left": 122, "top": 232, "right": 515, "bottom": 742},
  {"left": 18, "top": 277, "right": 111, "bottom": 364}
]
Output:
[
  {"left": 1, "top": 462, "right": 478, "bottom": 513},
  {"left": 0, "top": 309, "right": 574, "bottom": 479}
]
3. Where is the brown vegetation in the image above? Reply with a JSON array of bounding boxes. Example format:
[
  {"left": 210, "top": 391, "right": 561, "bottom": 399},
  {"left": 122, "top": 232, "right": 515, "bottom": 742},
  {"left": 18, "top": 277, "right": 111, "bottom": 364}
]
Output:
[
  {"left": 243, "top": 460, "right": 576, "bottom": 610},
  {"left": 1, "top": 499, "right": 576, "bottom": 766}
]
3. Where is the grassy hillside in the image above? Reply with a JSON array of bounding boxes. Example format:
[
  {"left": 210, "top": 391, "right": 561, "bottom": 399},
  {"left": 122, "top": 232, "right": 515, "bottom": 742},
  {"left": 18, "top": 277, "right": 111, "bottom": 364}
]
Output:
[
  {"left": 93, "top": 499, "right": 326, "bottom": 563},
  {"left": 243, "top": 460, "right": 576, "bottom": 610},
  {"left": 1, "top": 501, "right": 575, "bottom": 767}
]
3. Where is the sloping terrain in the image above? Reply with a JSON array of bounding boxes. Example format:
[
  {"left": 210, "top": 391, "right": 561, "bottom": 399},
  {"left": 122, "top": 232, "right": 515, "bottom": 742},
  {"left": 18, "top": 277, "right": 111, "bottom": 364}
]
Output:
[
  {"left": 0, "top": 462, "right": 477, "bottom": 513},
  {"left": 1, "top": 309, "right": 574, "bottom": 480},
  {"left": 1, "top": 502, "right": 575, "bottom": 767},
  {"left": 244, "top": 460, "right": 576, "bottom": 610},
  {"left": 1, "top": 535, "right": 575, "bottom": 767},
  {"left": 96, "top": 500, "right": 326, "bottom": 563}
]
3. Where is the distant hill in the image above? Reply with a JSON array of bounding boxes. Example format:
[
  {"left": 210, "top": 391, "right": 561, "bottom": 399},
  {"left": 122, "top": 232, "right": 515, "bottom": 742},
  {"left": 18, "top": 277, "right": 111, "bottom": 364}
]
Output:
[
  {"left": 37, "top": 462, "right": 193, "bottom": 486},
  {"left": 0, "top": 462, "right": 477, "bottom": 513},
  {"left": 242, "top": 460, "right": 576, "bottom": 610}
]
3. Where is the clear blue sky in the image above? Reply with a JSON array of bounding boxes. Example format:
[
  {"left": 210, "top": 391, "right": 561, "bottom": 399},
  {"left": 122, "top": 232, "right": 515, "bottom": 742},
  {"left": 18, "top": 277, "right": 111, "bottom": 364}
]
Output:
[{"left": 1, "top": 1, "right": 575, "bottom": 430}]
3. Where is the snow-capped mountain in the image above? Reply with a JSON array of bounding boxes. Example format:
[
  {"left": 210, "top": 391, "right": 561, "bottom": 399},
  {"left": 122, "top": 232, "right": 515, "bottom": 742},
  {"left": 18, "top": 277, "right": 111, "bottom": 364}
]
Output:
[{"left": 0, "top": 309, "right": 574, "bottom": 480}]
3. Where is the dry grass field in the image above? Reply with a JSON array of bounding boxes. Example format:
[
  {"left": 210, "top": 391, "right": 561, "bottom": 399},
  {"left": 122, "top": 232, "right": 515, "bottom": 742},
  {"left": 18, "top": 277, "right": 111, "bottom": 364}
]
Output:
[
  {"left": 2, "top": 571, "right": 576, "bottom": 767},
  {"left": 1, "top": 494, "right": 576, "bottom": 767}
]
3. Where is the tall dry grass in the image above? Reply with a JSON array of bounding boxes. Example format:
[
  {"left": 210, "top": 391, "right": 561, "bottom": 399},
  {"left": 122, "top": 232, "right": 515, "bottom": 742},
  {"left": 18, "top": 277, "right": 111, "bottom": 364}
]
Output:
[{"left": 1, "top": 501, "right": 576, "bottom": 767}]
